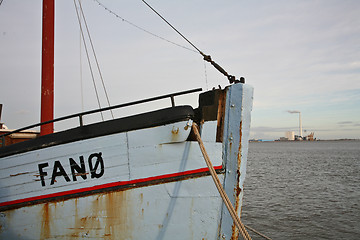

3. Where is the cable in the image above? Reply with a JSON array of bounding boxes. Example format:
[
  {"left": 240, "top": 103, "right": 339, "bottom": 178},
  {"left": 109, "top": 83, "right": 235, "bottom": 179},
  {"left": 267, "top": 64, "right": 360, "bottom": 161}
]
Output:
[
  {"left": 73, "top": 0, "right": 104, "bottom": 120},
  {"left": 93, "top": 0, "right": 197, "bottom": 53},
  {"left": 79, "top": 28, "right": 84, "bottom": 112},
  {"left": 141, "top": 0, "right": 203, "bottom": 56},
  {"left": 77, "top": 0, "right": 114, "bottom": 119},
  {"left": 141, "top": 0, "right": 244, "bottom": 84}
]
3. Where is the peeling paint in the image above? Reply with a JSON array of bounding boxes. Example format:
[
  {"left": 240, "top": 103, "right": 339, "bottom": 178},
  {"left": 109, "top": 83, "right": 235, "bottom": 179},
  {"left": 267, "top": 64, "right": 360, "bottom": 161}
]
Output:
[
  {"left": 10, "top": 172, "right": 30, "bottom": 177},
  {"left": 231, "top": 121, "right": 243, "bottom": 240}
]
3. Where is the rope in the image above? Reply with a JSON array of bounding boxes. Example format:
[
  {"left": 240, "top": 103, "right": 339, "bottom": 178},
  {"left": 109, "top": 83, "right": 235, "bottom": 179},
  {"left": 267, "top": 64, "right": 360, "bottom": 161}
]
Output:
[
  {"left": 79, "top": 29, "right": 84, "bottom": 112},
  {"left": 141, "top": 0, "right": 245, "bottom": 85},
  {"left": 93, "top": 0, "right": 196, "bottom": 53},
  {"left": 77, "top": 0, "right": 114, "bottom": 119},
  {"left": 192, "top": 123, "right": 252, "bottom": 240},
  {"left": 245, "top": 225, "right": 273, "bottom": 240},
  {"left": 141, "top": 0, "right": 203, "bottom": 55},
  {"left": 73, "top": 0, "right": 104, "bottom": 121}
]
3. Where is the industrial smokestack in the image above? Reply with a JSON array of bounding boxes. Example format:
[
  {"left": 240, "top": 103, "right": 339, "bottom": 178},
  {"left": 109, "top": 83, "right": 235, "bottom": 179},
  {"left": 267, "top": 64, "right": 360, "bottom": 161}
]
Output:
[
  {"left": 0, "top": 104, "right": 2, "bottom": 129},
  {"left": 287, "top": 110, "right": 302, "bottom": 137}
]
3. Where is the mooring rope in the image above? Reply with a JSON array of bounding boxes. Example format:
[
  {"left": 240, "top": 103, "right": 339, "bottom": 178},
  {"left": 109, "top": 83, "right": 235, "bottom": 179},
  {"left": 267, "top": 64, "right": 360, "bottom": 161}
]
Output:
[
  {"left": 244, "top": 225, "right": 273, "bottom": 240},
  {"left": 192, "top": 123, "right": 273, "bottom": 240},
  {"left": 192, "top": 123, "right": 252, "bottom": 240}
]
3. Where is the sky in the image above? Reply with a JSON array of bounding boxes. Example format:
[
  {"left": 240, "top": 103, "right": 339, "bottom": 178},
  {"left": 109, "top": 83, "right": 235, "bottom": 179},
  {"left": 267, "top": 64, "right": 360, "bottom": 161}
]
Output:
[{"left": 0, "top": 0, "right": 359, "bottom": 140}]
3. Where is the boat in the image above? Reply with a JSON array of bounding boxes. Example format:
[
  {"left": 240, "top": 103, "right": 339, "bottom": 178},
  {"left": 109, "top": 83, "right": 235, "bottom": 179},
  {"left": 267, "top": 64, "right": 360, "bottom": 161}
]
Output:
[{"left": 0, "top": 1, "right": 254, "bottom": 239}]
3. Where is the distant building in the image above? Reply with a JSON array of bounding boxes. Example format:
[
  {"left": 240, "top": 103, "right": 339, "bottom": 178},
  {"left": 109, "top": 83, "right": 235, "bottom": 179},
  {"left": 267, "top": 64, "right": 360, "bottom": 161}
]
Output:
[
  {"left": 278, "top": 137, "right": 289, "bottom": 141},
  {"left": 285, "top": 131, "right": 295, "bottom": 141},
  {"left": 0, "top": 124, "right": 39, "bottom": 147},
  {"left": 294, "top": 135, "right": 303, "bottom": 141}
]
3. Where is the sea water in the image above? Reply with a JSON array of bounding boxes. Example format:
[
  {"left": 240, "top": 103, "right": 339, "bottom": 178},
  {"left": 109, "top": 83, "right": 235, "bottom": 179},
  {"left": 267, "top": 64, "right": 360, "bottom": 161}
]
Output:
[{"left": 241, "top": 140, "right": 360, "bottom": 240}]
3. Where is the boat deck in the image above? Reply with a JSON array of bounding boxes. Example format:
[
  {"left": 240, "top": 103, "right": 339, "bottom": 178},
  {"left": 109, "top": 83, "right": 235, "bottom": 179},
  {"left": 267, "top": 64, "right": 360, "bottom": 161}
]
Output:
[{"left": 0, "top": 106, "right": 194, "bottom": 158}]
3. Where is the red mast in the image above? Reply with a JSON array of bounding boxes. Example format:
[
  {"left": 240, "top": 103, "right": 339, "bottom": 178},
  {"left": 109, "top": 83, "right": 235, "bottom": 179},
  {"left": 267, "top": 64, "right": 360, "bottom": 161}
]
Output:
[{"left": 40, "top": 0, "right": 55, "bottom": 135}]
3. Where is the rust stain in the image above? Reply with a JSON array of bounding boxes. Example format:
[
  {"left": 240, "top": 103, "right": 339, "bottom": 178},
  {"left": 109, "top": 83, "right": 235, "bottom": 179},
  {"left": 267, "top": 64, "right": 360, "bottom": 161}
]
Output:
[
  {"left": 10, "top": 172, "right": 30, "bottom": 177},
  {"left": 103, "top": 191, "right": 133, "bottom": 239},
  {"left": 74, "top": 172, "right": 89, "bottom": 177},
  {"left": 69, "top": 190, "right": 134, "bottom": 238},
  {"left": 171, "top": 127, "right": 180, "bottom": 142},
  {"left": 140, "top": 193, "right": 145, "bottom": 217},
  {"left": 235, "top": 170, "right": 242, "bottom": 197},
  {"left": 216, "top": 90, "right": 226, "bottom": 142},
  {"left": 171, "top": 127, "right": 179, "bottom": 135},
  {"left": 72, "top": 214, "right": 100, "bottom": 237},
  {"left": 40, "top": 203, "right": 51, "bottom": 240},
  {"left": 231, "top": 223, "right": 239, "bottom": 240},
  {"left": 231, "top": 121, "right": 243, "bottom": 240}
]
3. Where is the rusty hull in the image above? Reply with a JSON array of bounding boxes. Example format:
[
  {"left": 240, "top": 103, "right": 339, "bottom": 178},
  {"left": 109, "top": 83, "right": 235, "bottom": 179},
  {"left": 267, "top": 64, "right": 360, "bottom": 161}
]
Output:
[{"left": 0, "top": 174, "right": 226, "bottom": 239}]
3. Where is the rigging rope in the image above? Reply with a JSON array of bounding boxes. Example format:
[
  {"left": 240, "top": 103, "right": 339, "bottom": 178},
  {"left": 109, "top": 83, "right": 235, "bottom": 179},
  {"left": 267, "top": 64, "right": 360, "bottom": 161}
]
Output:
[
  {"left": 141, "top": 0, "right": 202, "bottom": 55},
  {"left": 79, "top": 30, "right": 84, "bottom": 112},
  {"left": 93, "top": 0, "right": 197, "bottom": 53},
  {"left": 141, "top": 0, "right": 245, "bottom": 84},
  {"left": 73, "top": 0, "right": 104, "bottom": 121},
  {"left": 77, "top": 0, "right": 114, "bottom": 119}
]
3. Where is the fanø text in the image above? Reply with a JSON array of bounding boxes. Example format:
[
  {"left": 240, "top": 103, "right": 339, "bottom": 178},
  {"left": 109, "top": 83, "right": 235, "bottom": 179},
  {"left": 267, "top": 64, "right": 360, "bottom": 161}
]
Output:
[{"left": 38, "top": 152, "right": 104, "bottom": 186}]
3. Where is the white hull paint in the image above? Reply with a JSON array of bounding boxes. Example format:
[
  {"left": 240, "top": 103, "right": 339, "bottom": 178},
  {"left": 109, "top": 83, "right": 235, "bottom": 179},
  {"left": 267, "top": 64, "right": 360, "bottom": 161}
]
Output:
[
  {"left": 0, "top": 83, "right": 253, "bottom": 239},
  {"left": 1, "top": 175, "right": 225, "bottom": 239}
]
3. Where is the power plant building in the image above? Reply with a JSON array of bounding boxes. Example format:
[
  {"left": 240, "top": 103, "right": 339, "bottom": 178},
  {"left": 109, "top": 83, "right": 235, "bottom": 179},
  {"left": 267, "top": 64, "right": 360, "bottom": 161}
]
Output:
[{"left": 285, "top": 131, "right": 295, "bottom": 140}]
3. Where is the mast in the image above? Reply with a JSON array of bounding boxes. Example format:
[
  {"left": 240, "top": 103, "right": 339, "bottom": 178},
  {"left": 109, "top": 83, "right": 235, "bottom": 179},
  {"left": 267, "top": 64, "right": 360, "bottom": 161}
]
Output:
[{"left": 40, "top": 0, "right": 55, "bottom": 136}]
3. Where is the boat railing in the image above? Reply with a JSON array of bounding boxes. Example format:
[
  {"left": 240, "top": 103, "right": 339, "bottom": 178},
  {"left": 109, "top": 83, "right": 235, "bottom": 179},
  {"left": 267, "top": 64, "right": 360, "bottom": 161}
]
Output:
[{"left": 1, "top": 88, "right": 202, "bottom": 147}]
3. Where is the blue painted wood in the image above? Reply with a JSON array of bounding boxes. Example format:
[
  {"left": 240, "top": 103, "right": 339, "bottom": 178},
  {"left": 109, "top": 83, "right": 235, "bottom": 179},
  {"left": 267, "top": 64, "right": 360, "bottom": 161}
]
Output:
[{"left": 219, "top": 83, "right": 254, "bottom": 239}]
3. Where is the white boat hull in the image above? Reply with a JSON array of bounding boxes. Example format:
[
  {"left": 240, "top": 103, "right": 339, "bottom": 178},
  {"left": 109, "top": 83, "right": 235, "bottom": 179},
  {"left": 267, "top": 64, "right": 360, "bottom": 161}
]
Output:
[{"left": 0, "top": 83, "right": 253, "bottom": 239}]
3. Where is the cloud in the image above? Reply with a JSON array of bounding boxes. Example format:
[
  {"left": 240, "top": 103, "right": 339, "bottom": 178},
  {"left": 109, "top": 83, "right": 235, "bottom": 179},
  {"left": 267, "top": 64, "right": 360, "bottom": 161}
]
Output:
[
  {"left": 338, "top": 121, "right": 353, "bottom": 125},
  {"left": 286, "top": 110, "right": 300, "bottom": 114},
  {"left": 251, "top": 126, "right": 296, "bottom": 133},
  {"left": 337, "top": 121, "right": 360, "bottom": 128}
]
